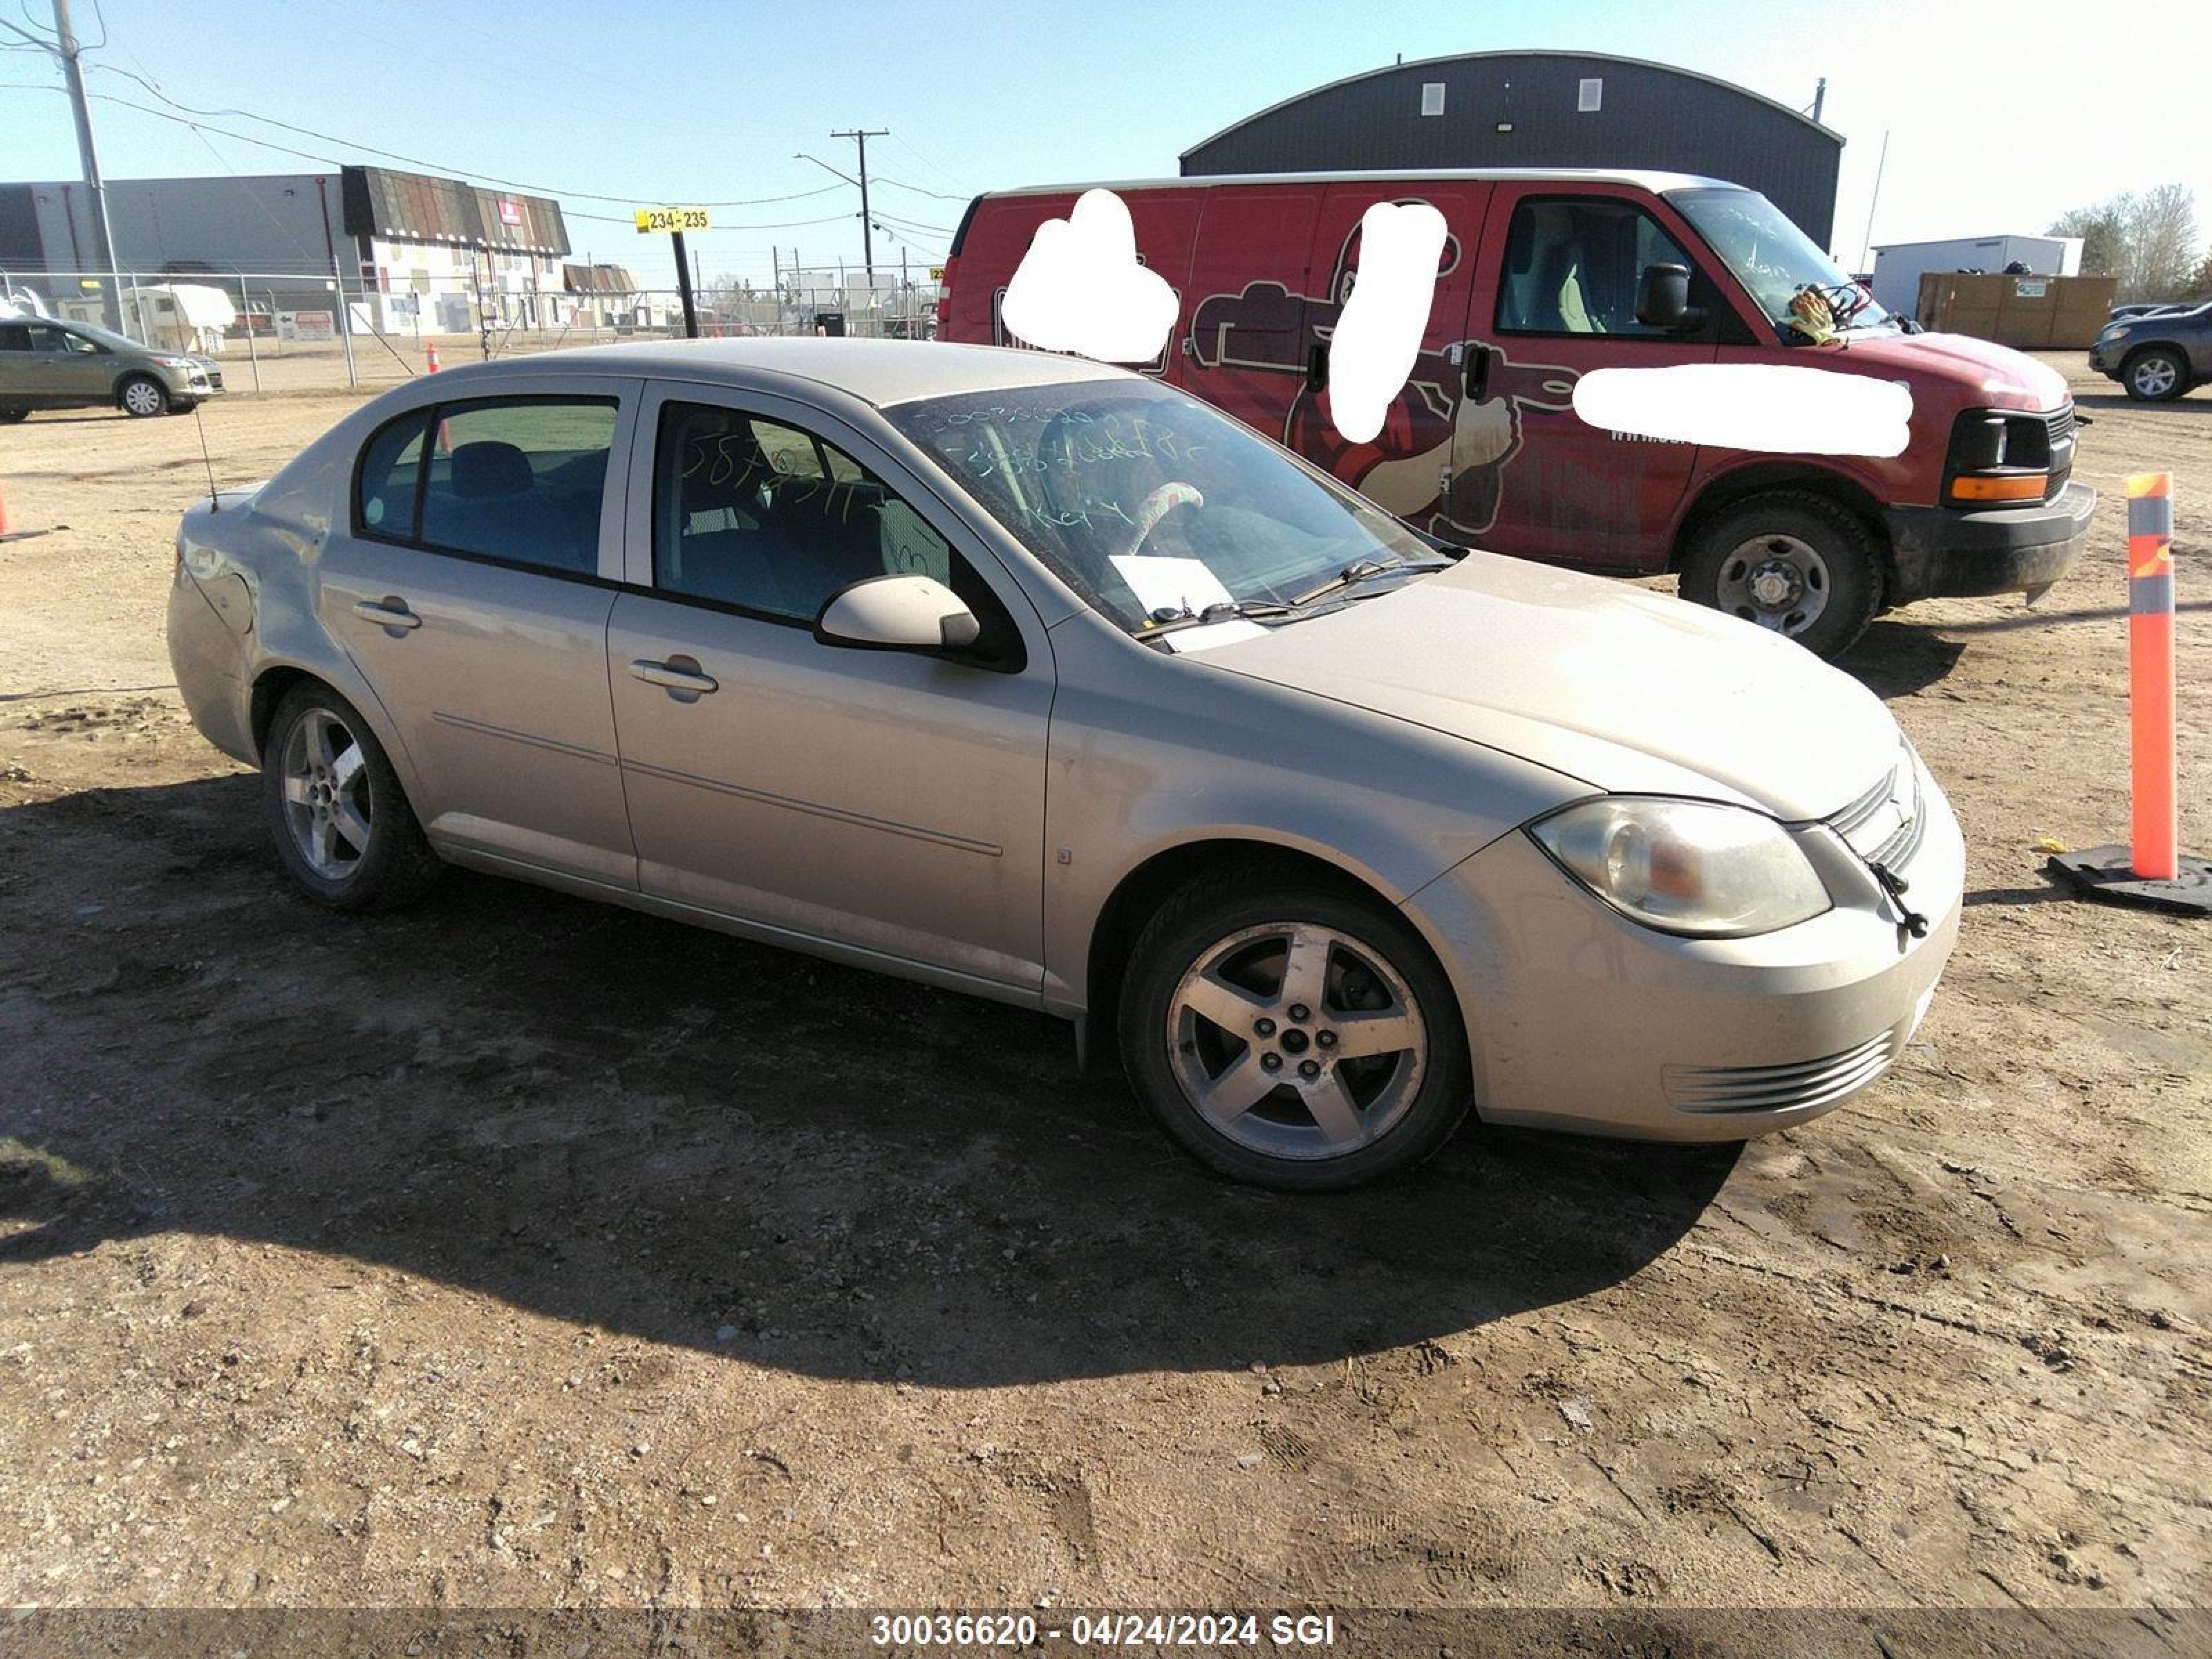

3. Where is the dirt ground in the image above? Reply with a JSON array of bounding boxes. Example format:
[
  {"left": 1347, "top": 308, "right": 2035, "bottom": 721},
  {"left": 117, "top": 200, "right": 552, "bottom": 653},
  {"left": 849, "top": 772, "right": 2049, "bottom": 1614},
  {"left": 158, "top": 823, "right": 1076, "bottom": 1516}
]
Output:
[{"left": 1, "top": 355, "right": 2207, "bottom": 1647}]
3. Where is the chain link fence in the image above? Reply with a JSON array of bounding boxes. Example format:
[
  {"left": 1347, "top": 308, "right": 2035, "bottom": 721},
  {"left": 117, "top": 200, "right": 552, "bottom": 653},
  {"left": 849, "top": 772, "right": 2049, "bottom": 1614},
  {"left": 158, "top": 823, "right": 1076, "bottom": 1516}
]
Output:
[{"left": 1, "top": 266, "right": 944, "bottom": 395}]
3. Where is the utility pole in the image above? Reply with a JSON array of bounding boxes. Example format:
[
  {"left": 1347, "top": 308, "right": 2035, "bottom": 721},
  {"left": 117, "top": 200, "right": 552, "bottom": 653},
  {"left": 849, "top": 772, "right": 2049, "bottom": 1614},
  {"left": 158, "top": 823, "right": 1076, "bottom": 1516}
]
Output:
[
  {"left": 46, "top": 0, "right": 122, "bottom": 329},
  {"left": 830, "top": 127, "right": 888, "bottom": 286}
]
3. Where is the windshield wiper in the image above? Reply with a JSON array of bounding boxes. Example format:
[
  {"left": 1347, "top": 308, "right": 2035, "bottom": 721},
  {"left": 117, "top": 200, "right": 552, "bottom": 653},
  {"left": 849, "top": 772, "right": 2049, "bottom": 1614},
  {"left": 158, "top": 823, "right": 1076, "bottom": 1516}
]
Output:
[
  {"left": 1289, "top": 556, "right": 1450, "bottom": 608},
  {"left": 1142, "top": 598, "right": 1295, "bottom": 637}
]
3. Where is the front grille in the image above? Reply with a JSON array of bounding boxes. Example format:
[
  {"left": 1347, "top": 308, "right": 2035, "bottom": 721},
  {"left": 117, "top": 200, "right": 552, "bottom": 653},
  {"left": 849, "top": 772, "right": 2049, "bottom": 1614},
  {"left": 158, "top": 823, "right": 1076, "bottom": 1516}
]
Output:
[
  {"left": 1828, "top": 754, "right": 1924, "bottom": 868},
  {"left": 2043, "top": 406, "right": 2075, "bottom": 496},
  {"left": 1664, "top": 1030, "right": 1899, "bottom": 1114}
]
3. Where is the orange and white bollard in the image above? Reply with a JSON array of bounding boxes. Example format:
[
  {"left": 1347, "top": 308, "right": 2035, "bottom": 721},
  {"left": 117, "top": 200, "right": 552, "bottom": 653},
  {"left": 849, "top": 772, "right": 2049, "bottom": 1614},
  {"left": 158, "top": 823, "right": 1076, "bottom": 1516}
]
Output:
[
  {"left": 2048, "top": 470, "right": 2208, "bottom": 913},
  {"left": 2128, "top": 471, "right": 2179, "bottom": 880},
  {"left": 424, "top": 341, "right": 440, "bottom": 373}
]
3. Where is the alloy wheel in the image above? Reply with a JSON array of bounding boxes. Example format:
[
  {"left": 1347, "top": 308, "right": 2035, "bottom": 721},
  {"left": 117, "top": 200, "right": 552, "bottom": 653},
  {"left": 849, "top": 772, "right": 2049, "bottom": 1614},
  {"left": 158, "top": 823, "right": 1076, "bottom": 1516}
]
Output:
[
  {"left": 2131, "top": 356, "right": 2178, "bottom": 397},
  {"left": 1165, "top": 921, "right": 1427, "bottom": 1161},
  {"left": 281, "top": 708, "right": 373, "bottom": 879}
]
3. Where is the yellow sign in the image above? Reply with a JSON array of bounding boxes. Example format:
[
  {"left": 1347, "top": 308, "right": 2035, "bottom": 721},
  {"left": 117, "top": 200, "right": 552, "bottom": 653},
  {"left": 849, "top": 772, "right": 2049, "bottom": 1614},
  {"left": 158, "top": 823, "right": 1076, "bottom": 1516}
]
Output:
[
  {"left": 928, "top": 265, "right": 946, "bottom": 282},
  {"left": 635, "top": 206, "right": 711, "bottom": 234}
]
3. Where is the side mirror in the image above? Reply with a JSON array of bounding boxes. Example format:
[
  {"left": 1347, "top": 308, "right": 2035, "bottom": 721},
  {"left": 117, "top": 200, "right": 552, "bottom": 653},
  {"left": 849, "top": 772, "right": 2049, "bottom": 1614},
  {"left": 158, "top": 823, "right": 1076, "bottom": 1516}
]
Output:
[
  {"left": 1635, "top": 263, "right": 1705, "bottom": 332},
  {"left": 814, "top": 574, "right": 981, "bottom": 654}
]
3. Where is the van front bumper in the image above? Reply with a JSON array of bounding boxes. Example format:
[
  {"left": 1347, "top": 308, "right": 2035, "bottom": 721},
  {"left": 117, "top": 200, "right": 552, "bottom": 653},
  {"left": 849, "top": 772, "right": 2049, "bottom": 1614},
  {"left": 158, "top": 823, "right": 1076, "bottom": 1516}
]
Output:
[
  {"left": 1403, "top": 766, "right": 1964, "bottom": 1141},
  {"left": 1884, "top": 480, "right": 2092, "bottom": 605}
]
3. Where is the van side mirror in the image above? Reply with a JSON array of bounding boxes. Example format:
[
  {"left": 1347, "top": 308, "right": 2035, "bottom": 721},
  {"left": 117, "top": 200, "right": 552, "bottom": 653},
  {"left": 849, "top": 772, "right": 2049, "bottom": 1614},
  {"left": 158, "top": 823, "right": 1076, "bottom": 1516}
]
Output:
[
  {"left": 814, "top": 574, "right": 982, "bottom": 654},
  {"left": 1635, "top": 263, "right": 1705, "bottom": 332}
]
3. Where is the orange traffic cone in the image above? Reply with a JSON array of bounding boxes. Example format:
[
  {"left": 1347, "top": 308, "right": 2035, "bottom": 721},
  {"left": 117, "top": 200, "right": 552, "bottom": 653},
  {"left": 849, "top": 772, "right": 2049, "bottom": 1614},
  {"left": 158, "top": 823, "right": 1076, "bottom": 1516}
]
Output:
[{"left": 425, "top": 341, "right": 441, "bottom": 373}]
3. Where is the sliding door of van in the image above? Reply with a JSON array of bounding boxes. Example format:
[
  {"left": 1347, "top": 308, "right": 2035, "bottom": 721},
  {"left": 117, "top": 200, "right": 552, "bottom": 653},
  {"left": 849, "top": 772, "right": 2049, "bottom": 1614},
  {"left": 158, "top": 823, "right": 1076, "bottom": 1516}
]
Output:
[
  {"left": 1181, "top": 185, "right": 1324, "bottom": 433},
  {"left": 1282, "top": 180, "right": 1490, "bottom": 529},
  {"left": 1461, "top": 183, "right": 1720, "bottom": 571}
]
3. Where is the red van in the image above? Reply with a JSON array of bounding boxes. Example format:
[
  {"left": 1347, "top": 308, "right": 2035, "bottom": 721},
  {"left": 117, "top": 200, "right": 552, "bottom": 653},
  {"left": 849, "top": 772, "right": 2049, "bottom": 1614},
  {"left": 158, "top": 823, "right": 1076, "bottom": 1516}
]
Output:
[{"left": 939, "top": 169, "right": 2090, "bottom": 659}]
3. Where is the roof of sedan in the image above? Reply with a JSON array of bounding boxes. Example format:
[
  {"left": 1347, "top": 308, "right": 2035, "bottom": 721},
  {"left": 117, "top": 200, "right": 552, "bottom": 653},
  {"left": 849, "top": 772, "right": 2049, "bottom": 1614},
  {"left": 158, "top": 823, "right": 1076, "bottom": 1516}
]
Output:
[{"left": 509, "top": 336, "right": 1133, "bottom": 408}]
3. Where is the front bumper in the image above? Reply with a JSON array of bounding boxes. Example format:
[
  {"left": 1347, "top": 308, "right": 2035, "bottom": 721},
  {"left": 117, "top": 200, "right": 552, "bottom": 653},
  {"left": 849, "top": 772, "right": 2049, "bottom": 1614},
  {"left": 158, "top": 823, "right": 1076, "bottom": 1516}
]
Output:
[
  {"left": 1403, "top": 765, "right": 1965, "bottom": 1141},
  {"left": 1884, "top": 480, "right": 2092, "bottom": 605},
  {"left": 2088, "top": 341, "right": 2124, "bottom": 375}
]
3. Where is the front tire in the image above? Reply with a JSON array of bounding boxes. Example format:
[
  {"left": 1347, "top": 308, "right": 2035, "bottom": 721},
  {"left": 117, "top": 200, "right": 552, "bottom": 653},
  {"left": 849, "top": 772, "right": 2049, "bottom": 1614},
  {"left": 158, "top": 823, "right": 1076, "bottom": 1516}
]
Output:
[
  {"left": 1118, "top": 872, "right": 1472, "bottom": 1191},
  {"left": 2122, "top": 348, "right": 2188, "bottom": 402},
  {"left": 1680, "top": 491, "right": 1882, "bottom": 660},
  {"left": 0, "top": 406, "right": 27, "bottom": 424},
  {"left": 261, "top": 684, "right": 441, "bottom": 910},
  {"left": 118, "top": 375, "right": 169, "bottom": 418}
]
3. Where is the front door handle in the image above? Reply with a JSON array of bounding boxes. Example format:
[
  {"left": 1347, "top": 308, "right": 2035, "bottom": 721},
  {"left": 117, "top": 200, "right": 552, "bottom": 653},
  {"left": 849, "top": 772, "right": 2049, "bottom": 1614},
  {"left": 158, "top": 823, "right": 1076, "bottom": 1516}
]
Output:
[
  {"left": 353, "top": 597, "right": 421, "bottom": 630},
  {"left": 1464, "top": 343, "right": 1491, "bottom": 402},
  {"left": 628, "top": 656, "right": 718, "bottom": 695}
]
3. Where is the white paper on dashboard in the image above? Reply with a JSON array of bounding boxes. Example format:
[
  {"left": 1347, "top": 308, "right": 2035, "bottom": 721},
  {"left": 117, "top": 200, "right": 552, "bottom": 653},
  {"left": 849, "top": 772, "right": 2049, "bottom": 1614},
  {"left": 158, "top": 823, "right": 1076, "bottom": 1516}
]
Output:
[
  {"left": 1163, "top": 619, "right": 1268, "bottom": 653},
  {"left": 1111, "top": 554, "right": 1234, "bottom": 617}
]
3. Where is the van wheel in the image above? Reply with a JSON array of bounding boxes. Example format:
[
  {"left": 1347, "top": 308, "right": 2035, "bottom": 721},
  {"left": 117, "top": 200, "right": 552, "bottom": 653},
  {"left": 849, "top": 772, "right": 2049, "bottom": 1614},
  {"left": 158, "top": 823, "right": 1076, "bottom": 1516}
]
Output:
[
  {"left": 261, "top": 684, "right": 442, "bottom": 910},
  {"left": 0, "top": 406, "right": 27, "bottom": 424},
  {"left": 1680, "top": 492, "right": 1882, "bottom": 659},
  {"left": 1118, "top": 871, "right": 1472, "bottom": 1192},
  {"left": 118, "top": 375, "right": 169, "bottom": 418},
  {"left": 2122, "top": 348, "right": 2186, "bottom": 402}
]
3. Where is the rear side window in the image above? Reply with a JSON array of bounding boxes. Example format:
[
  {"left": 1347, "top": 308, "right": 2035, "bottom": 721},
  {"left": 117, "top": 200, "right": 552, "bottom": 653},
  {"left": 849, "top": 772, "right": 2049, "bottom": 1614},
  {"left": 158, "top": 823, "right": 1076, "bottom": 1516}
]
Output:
[
  {"left": 1496, "top": 197, "right": 1694, "bottom": 337},
  {"left": 355, "top": 396, "right": 617, "bottom": 577},
  {"left": 355, "top": 410, "right": 431, "bottom": 538}
]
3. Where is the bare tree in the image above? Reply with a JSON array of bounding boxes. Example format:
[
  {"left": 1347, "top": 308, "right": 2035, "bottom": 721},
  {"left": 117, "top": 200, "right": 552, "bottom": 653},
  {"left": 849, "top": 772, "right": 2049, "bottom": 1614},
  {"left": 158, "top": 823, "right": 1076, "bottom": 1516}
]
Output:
[{"left": 2050, "top": 185, "right": 2200, "bottom": 301}]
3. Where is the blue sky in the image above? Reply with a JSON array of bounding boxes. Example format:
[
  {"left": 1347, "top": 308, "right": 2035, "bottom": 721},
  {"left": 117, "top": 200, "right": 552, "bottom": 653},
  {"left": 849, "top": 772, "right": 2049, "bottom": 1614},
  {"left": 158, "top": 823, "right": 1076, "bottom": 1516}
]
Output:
[{"left": 3, "top": 0, "right": 2205, "bottom": 289}]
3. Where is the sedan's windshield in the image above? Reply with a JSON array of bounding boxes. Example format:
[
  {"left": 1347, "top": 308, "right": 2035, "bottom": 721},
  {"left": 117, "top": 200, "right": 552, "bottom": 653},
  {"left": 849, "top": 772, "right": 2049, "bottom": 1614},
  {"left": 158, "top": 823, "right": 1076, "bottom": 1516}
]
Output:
[
  {"left": 1670, "top": 187, "right": 1891, "bottom": 336},
  {"left": 885, "top": 380, "right": 1441, "bottom": 637}
]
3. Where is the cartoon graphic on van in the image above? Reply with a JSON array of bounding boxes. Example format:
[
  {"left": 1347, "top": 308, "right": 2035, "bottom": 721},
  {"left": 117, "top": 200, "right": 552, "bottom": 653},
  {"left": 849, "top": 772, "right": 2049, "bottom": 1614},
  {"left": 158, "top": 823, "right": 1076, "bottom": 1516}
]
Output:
[{"left": 1188, "top": 229, "right": 1577, "bottom": 538}]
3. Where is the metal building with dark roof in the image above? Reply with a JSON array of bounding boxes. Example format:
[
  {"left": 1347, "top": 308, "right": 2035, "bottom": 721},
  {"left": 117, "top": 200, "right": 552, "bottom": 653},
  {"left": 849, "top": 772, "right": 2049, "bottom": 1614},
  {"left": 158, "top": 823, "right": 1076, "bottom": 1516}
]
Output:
[{"left": 1181, "top": 51, "right": 1843, "bottom": 248}]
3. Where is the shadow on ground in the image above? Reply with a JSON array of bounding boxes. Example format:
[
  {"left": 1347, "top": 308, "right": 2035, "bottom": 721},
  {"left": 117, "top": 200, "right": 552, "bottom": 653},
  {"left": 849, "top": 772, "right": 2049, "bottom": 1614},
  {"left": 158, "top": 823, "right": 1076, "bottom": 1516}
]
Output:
[
  {"left": 0, "top": 776, "right": 1738, "bottom": 1386},
  {"left": 1838, "top": 619, "right": 1968, "bottom": 697}
]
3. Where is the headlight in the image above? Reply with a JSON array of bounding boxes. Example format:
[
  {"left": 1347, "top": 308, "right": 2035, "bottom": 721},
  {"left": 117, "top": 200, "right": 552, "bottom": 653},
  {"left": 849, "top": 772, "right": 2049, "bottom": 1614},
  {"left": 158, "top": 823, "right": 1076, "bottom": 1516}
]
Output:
[
  {"left": 1528, "top": 797, "right": 1832, "bottom": 937},
  {"left": 158, "top": 355, "right": 194, "bottom": 368},
  {"left": 2102, "top": 326, "right": 2131, "bottom": 344}
]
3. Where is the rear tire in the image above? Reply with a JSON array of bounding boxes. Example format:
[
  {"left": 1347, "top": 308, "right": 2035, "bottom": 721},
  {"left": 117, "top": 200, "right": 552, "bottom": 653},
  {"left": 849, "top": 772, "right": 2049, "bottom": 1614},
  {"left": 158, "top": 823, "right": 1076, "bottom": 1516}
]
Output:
[
  {"left": 2122, "top": 348, "right": 2188, "bottom": 402},
  {"left": 1118, "top": 870, "right": 1472, "bottom": 1191},
  {"left": 261, "top": 683, "right": 442, "bottom": 910},
  {"left": 118, "top": 375, "right": 169, "bottom": 418},
  {"left": 0, "top": 406, "right": 26, "bottom": 424},
  {"left": 1680, "top": 491, "right": 1882, "bottom": 660}
]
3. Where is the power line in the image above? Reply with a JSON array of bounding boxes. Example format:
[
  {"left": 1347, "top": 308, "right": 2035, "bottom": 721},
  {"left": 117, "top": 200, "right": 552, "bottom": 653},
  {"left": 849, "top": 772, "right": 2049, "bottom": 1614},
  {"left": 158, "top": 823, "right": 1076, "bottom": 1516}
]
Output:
[
  {"left": 4, "top": 82, "right": 888, "bottom": 236},
  {"left": 77, "top": 58, "right": 854, "bottom": 209}
]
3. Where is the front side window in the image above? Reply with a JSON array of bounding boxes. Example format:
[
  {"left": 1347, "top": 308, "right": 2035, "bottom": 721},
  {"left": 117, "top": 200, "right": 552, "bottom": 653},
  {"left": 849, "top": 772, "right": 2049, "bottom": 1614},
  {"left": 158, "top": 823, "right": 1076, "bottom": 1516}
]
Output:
[
  {"left": 1496, "top": 197, "right": 1697, "bottom": 336},
  {"left": 355, "top": 396, "right": 616, "bottom": 574},
  {"left": 653, "top": 402, "right": 965, "bottom": 623},
  {"left": 885, "top": 381, "right": 1439, "bottom": 637}
]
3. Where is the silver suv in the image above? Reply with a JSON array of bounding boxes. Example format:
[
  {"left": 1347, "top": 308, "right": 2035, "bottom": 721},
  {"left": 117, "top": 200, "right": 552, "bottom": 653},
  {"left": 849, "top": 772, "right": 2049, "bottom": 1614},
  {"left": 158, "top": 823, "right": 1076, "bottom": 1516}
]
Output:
[{"left": 0, "top": 315, "right": 223, "bottom": 420}]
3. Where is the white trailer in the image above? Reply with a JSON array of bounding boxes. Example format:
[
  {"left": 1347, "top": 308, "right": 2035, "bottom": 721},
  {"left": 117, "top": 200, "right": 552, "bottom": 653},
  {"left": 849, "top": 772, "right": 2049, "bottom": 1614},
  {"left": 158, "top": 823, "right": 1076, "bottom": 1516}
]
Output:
[{"left": 1870, "top": 235, "right": 2083, "bottom": 317}]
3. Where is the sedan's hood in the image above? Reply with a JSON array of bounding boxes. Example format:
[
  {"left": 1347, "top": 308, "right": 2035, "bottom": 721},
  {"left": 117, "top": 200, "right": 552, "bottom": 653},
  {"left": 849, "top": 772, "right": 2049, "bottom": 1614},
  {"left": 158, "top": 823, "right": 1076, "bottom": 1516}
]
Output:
[{"left": 1192, "top": 554, "right": 1900, "bottom": 822}]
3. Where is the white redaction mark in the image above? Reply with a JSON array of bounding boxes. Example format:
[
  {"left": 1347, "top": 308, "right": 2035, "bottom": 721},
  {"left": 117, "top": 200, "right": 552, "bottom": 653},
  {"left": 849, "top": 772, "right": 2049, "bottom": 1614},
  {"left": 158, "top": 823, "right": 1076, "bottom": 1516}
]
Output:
[
  {"left": 1000, "top": 189, "right": 1179, "bottom": 364},
  {"left": 1326, "top": 202, "right": 1448, "bottom": 444},
  {"left": 1572, "top": 364, "right": 1913, "bottom": 458}
]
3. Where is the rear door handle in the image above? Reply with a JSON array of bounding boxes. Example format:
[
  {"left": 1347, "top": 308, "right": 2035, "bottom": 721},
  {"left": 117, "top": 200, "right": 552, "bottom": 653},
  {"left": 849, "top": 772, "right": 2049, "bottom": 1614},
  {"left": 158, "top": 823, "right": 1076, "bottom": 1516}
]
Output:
[
  {"left": 628, "top": 656, "right": 718, "bottom": 695},
  {"left": 352, "top": 597, "right": 421, "bottom": 630}
]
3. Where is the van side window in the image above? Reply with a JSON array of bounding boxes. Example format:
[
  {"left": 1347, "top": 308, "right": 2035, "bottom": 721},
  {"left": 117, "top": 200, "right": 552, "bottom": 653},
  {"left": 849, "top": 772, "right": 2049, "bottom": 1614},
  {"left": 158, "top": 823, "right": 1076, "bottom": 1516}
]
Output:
[
  {"left": 652, "top": 401, "right": 1021, "bottom": 666},
  {"left": 1496, "top": 198, "right": 1695, "bottom": 337}
]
